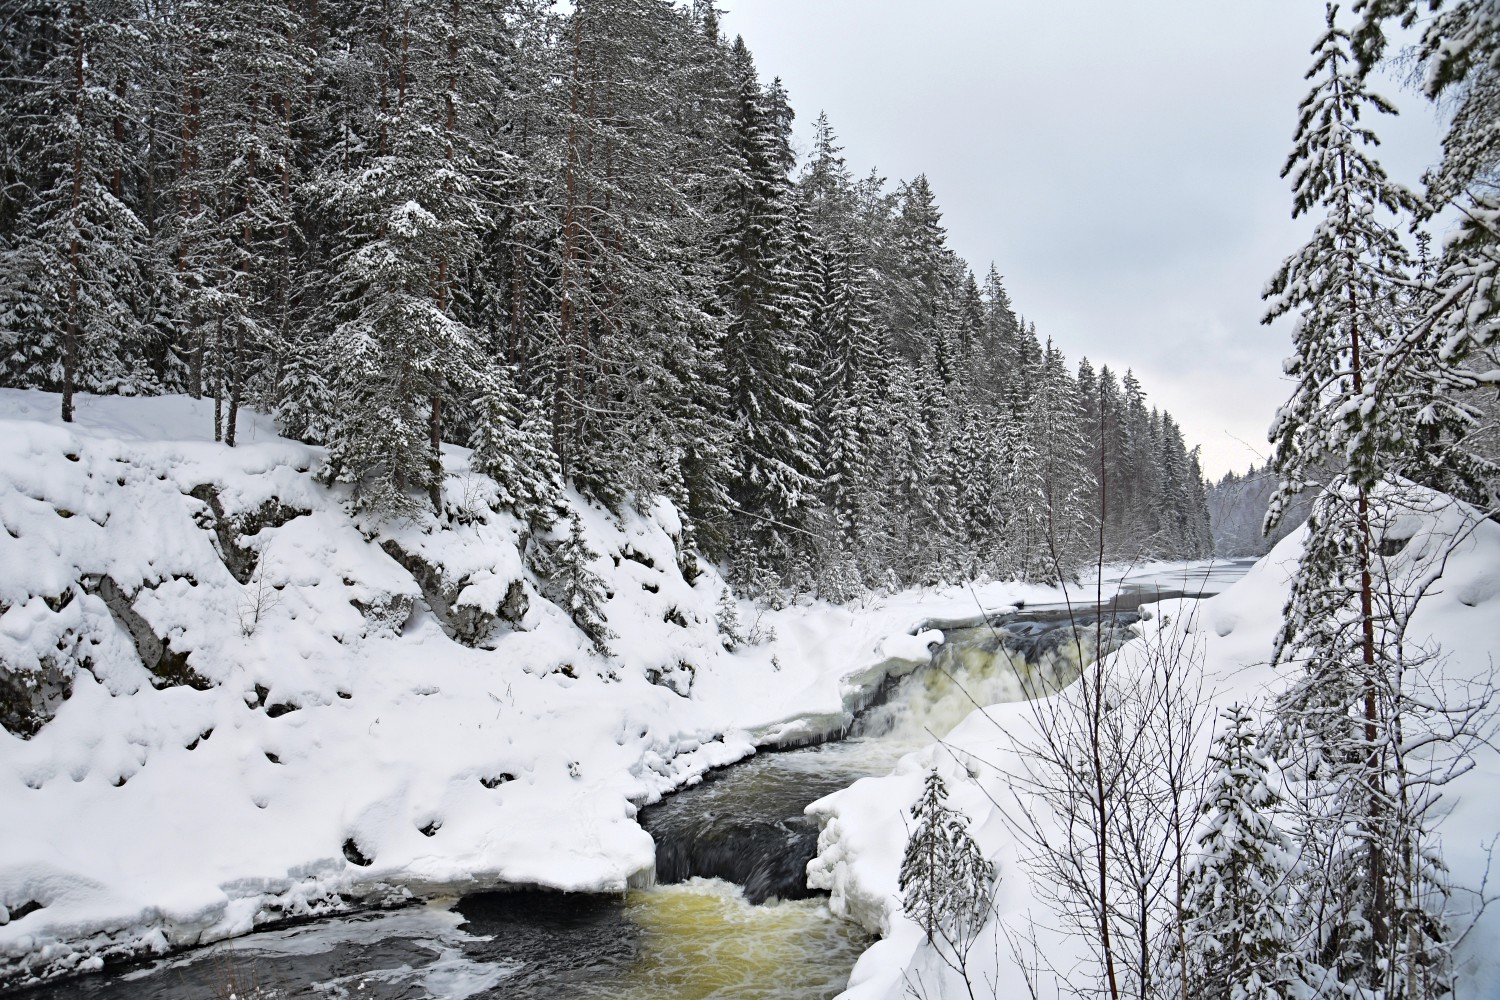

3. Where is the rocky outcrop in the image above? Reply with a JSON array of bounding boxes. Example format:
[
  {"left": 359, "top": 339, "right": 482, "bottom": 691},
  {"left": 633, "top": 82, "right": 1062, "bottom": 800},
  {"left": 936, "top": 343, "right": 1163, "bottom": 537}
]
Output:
[
  {"left": 380, "top": 541, "right": 528, "bottom": 647},
  {"left": 1, "top": 590, "right": 86, "bottom": 738},
  {"left": 350, "top": 592, "right": 416, "bottom": 637},
  {"left": 84, "top": 575, "right": 213, "bottom": 690},
  {"left": 644, "top": 661, "right": 695, "bottom": 698},
  {"left": 0, "top": 649, "right": 72, "bottom": 739},
  {"left": 188, "top": 484, "right": 309, "bottom": 585}
]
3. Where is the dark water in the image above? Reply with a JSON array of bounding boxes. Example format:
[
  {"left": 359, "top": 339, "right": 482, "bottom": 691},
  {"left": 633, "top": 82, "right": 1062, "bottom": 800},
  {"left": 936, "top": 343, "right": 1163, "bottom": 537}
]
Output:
[{"left": 7, "top": 897, "right": 629, "bottom": 999}]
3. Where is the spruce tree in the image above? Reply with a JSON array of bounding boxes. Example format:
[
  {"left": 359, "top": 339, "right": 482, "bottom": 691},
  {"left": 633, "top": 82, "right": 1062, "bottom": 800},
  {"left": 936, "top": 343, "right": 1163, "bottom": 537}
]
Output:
[
  {"left": 1027, "top": 339, "right": 1090, "bottom": 579},
  {"left": 317, "top": 0, "right": 488, "bottom": 518},
  {"left": 899, "top": 768, "right": 995, "bottom": 946},
  {"left": 1180, "top": 706, "right": 1302, "bottom": 1000},
  {"left": 718, "top": 40, "right": 820, "bottom": 567},
  {"left": 6, "top": 0, "right": 154, "bottom": 418},
  {"left": 468, "top": 364, "right": 562, "bottom": 527},
  {"left": 534, "top": 513, "right": 613, "bottom": 656}
]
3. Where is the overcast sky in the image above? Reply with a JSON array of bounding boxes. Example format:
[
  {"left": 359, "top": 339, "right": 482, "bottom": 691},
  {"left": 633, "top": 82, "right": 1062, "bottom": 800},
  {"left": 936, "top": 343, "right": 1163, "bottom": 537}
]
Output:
[{"left": 715, "top": 0, "right": 1447, "bottom": 479}]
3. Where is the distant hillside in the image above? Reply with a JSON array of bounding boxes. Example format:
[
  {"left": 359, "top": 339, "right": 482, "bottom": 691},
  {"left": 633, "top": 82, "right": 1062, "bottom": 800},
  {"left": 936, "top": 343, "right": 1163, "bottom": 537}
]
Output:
[{"left": 1206, "top": 465, "right": 1312, "bottom": 558}]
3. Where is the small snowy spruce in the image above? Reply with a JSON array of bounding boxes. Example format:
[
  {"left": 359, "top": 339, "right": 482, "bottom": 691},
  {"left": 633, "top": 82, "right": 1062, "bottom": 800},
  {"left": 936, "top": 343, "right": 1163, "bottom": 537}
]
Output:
[
  {"left": 715, "top": 589, "right": 746, "bottom": 651},
  {"left": 532, "top": 513, "right": 613, "bottom": 657},
  {"left": 899, "top": 768, "right": 995, "bottom": 944},
  {"left": 468, "top": 367, "right": 561, "bottom": 526},
  {"left": 1179, "top": 705, "right": 1301, "bottom": 1000}
]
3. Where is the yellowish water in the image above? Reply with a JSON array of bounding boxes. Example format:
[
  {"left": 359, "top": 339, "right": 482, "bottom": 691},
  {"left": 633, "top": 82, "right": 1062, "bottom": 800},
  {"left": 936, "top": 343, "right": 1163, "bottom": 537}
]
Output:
[
  {"left": 569, "top": 879, "right": 871, "bottom": 1000},
  {"left": 858, "top": 630, "right": 1096, "bottom": 749}
]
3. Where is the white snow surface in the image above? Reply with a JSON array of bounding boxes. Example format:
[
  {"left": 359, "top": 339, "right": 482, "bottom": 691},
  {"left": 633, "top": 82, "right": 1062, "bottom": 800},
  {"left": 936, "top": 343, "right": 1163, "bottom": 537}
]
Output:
[
  {"left": 0, "top": 389, "right": 1097, "bottom": 988},
  {"left": 808, "top": 486, "right": 1500, "bottom": 999}
]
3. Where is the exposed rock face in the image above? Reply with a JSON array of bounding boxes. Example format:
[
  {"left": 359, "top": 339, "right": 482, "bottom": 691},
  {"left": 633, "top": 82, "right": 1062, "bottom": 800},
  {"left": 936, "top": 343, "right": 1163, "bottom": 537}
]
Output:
[
  {"left": 188, "top": 484, "right": 309, "bottom": 585},
  {"left": 84, "top": 575, "right": 213, "bottom": 690},
  {"left": 0, "top": 651, "right": 72, "bottom": 739},
  {"left": 499, "top": 579, "right": 528, "bottom": 627},
  {"left": 380, "top": 541, "right": 527, "bottom": 647},
  {"left": 644, "top": 661, "right": 695, "bottom": 698}
]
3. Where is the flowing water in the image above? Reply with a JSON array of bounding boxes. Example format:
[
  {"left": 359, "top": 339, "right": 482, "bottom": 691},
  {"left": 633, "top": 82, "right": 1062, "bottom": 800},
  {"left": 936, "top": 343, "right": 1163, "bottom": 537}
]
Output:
[{"left": 14, "top": 560, "right": 1253, "bottom": 1000}]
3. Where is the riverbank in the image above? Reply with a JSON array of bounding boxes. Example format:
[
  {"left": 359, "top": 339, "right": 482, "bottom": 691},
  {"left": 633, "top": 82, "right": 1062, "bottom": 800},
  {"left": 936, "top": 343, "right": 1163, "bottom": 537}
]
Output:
[{"left": 2, "top": 389, "right": 1127, "bottom": 990}]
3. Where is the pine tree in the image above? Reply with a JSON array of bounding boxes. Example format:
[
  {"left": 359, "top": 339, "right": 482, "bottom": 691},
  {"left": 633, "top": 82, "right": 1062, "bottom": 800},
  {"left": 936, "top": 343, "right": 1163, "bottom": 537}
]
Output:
[
  {"left": 1264, "top": 9, "right": 1453, "bottom": 993},
  {"left": 1119, "top": 370, "right": 1156, "bottom": 553},
  {"left": 1179, "top": 706, "right": 1302, "bottom": 1000},
  {"left": 1264, "top": 4, "right": 1415, "bottom": 511}
]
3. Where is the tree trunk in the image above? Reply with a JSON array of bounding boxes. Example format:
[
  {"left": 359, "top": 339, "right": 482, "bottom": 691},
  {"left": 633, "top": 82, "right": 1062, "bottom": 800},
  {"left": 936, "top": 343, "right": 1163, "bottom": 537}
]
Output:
[
  {"left": 62, "top": 0, "right": 85, "bottom": 424},
  {"left": 427, "top": 0, "right": 461, "bottom": 514},
  {"left": 226, "top": 321, "right": 241, "bottom": 447},
  {"left": 556, "top": 15, "right": 583, "bottom": 474},
  {"left": 428, "top": 395, "right": 443, "bottom": 511},
  {"left": 213, "top": 305, "right": 224, "bottom": 442},
  {"left": 1347, "top": 284, "right": 1387, "bottom": 962}
]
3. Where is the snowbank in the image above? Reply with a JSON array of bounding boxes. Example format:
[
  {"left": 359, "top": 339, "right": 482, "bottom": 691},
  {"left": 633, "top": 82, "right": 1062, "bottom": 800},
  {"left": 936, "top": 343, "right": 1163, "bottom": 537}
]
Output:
[{"left": 809, "top": 487, "right": 1500, "bottom": 999}]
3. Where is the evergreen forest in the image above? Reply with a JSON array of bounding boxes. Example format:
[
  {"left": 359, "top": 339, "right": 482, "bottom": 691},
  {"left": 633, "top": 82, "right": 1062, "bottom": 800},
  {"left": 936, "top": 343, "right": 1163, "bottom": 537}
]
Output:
[{"left": 0, "top": 0, "right": 1213, "bottom": 594}]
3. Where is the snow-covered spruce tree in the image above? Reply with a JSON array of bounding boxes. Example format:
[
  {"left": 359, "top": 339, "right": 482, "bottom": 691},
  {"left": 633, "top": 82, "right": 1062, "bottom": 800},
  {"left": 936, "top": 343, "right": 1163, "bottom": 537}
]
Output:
[
  {"left": 467, "top": 363, "right": 561, "bottom": 528},
  {"left": 1119, "top": 370, "right": 1158, "bottom": 551},
  {"left": 1028, "top": 338, "right": 1091, "bottom": 580},
  {"left": 1094, "top": 366, "right": 1134, "bottom": 554},
  {"left": 1352, "top": 0, "right": 1500, "bottom": 506},
  {"left": 797, "top": 119, "right": 888, "bottom": 593},
  {"left": 1264, "top": 3, "right": 1416, "bottom": 513},
  {"left": 899, "top": 768, "right": 996, "bottom": 1000},
  {"left": 544, "top": 0, "right": 732, "bottom": 513},
  {"left": 316, "top": 0, "right": 486, "bottom": 518},
  {"left": 718, "top": 39, "right": 821, "bottom": 570},
  {"left": 1263, "top": 8, "right": 1455, "bottom": 994},
  {"left": 1179, "top": 705, "right": 1302, "bottom": 1000},
  {"left": 715, "top": 588, "right": 746, "bottom": 651},
  {"left": 171, "top": 0, "right": 310, "bottom": 445},
  {"left": 883, "top": 356, "right": 961, "bottom": 585},
  {"left": 531, "top": 513, "right": 613, "bottom": 657},
  {"left": 5, "top": 0, "right": 154, "bottom": 419}
]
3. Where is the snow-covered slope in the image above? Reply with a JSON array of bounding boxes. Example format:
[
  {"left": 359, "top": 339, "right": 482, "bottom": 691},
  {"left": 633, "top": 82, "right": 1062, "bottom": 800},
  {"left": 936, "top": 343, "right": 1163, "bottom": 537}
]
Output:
[
  {"left": 0, "top": 390, "right": 1080, "bottom": 989},
  {"left": 809, "top": 488, "right": 1500, "bottom": 999}
]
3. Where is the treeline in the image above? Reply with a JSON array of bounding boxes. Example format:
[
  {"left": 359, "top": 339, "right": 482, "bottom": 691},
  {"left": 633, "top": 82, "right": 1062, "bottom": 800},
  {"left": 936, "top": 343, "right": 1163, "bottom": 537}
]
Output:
[{"left": 0, "top": 0, "right": 1210, "bottom": 593}]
